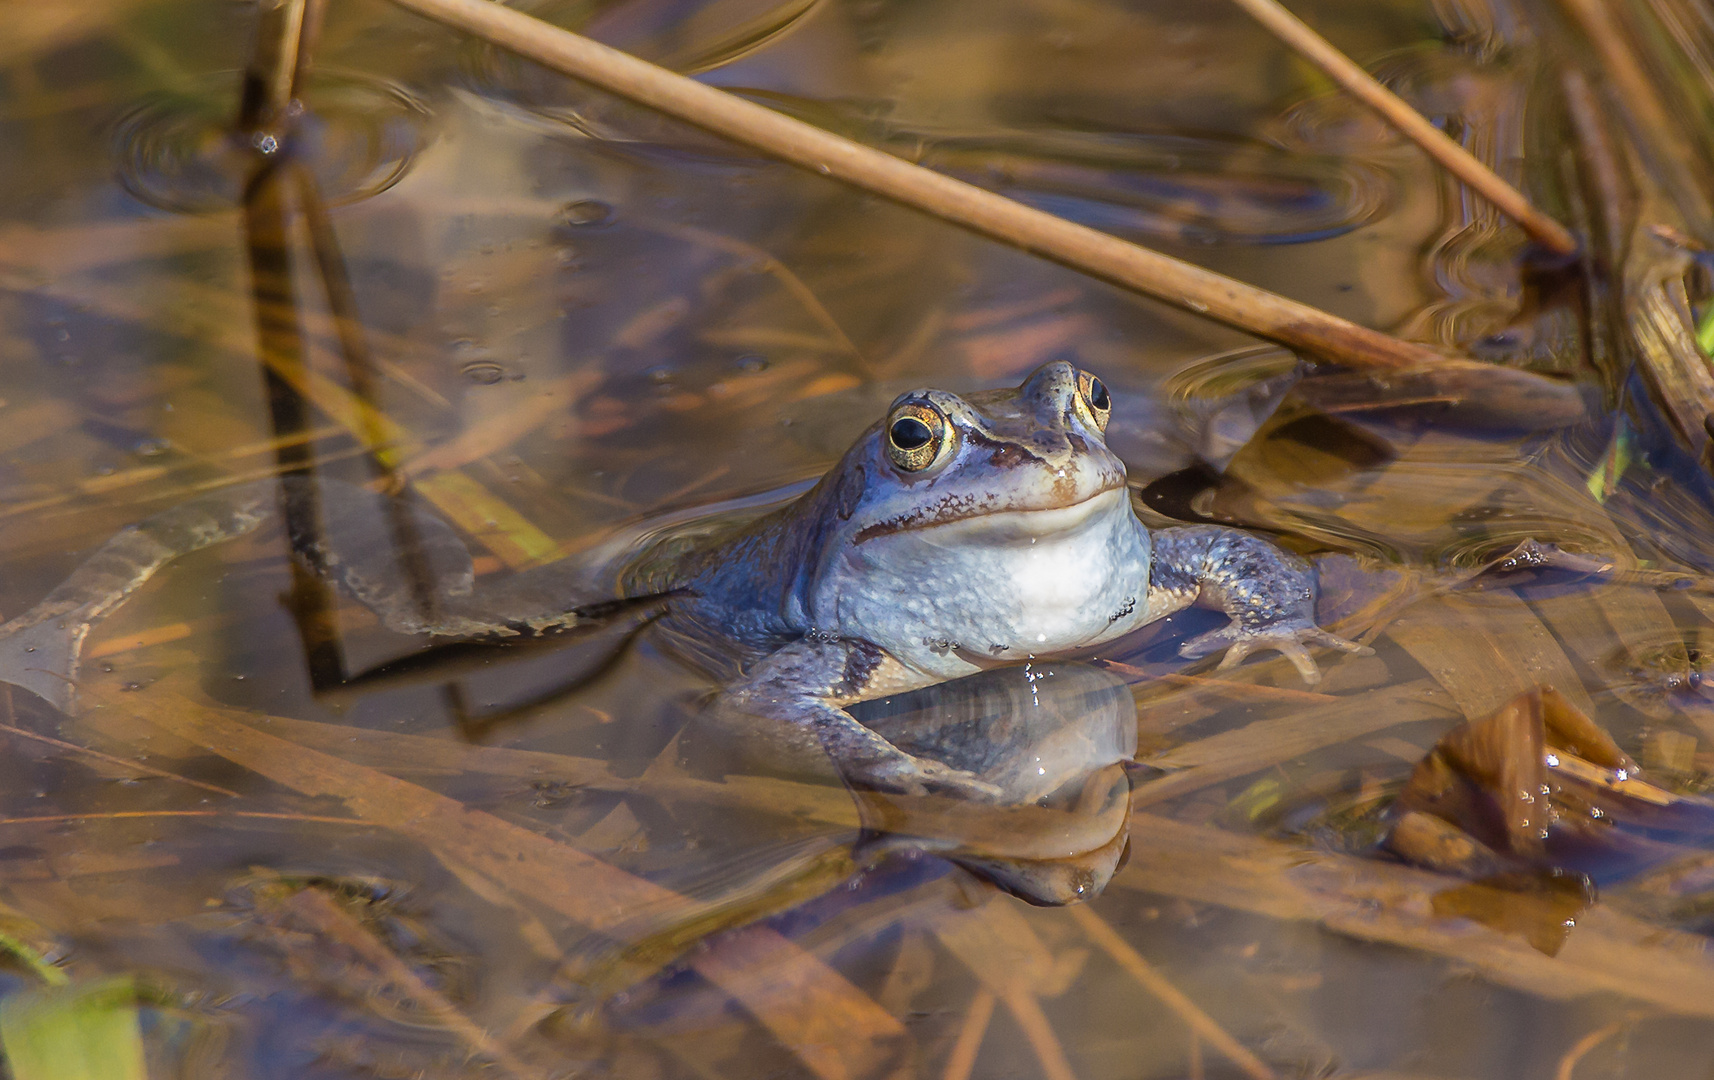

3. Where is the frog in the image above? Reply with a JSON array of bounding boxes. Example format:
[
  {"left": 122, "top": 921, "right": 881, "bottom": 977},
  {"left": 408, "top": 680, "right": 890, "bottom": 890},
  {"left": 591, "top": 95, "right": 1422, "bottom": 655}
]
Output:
[
  {"left": 620, "top": 359, "right": 1366, "bottom": 798},
  {"left": 0, "top": 361, "right": 1363, "bottom": 801}
]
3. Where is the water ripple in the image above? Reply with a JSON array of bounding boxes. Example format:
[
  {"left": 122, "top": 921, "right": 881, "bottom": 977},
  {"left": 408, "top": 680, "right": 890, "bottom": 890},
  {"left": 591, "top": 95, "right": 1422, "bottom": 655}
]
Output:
[
  {"left": 466, "top": 0, "right": 822, "bottom": 122},
  {"left": 912, "top": 128, "right": 1394, "bottom": 246},
  {"left": 113, "top": 70, "right": 432, "bottom": 214}
]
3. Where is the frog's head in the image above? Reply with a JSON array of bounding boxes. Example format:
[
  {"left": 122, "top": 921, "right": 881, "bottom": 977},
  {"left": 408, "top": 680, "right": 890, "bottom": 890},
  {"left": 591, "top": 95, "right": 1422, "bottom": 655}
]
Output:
[
  {"left": 803, "top": 360, "right": 1151, "bottom": 672},
  {"left": 826, "top": 359, "right": 1127, "bottom": 541}
]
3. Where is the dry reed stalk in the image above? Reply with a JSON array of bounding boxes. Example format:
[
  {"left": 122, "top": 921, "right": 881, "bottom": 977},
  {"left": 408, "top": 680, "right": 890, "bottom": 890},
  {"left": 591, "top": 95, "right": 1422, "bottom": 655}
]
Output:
[
  {"left": 293, "top": 0, "right": 329, "bottom": 97},
  {"left": 379, "top": 0, "right": 1449, "bottom": 372},
  {"left": 239, "top": 0, "right": 309, "bottom": 132},
  {"left": 1228, "top": 0, "right": 1578, "bottom": 257}
]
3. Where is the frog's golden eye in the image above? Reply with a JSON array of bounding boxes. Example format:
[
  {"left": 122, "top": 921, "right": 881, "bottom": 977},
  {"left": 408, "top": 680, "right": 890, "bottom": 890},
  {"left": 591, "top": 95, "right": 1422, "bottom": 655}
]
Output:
[
  {"left": 1076, "top": 370, "right": 1111, "bottom": 431},
  {"left": 885, "top": 403, "right": 947, "bottom": 472}
]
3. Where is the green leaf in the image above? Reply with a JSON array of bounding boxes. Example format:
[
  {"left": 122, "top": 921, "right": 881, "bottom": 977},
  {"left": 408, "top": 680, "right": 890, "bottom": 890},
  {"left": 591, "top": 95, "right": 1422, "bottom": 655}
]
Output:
[
  {"left": 1585, "top": 421, "right": 1635, "bottom": 503},
  {"left": 0, "top": 930, "right": 66, "bottom": 988},
  {"left": 0, "top": 978, "right": 147, "bottom": 1080}
]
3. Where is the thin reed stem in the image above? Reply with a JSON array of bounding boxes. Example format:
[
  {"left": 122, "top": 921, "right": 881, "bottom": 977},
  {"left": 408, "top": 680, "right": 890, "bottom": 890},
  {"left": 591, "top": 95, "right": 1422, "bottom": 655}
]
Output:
[
  {"left": 379, "top": 0, "right": 1450, "bottom": 372},
  {"left": 1228, "top": 0, "right": 1578, "bottom": 257},
  {"left": 238, "top": 0, "right": 309, "bottom": 134}
]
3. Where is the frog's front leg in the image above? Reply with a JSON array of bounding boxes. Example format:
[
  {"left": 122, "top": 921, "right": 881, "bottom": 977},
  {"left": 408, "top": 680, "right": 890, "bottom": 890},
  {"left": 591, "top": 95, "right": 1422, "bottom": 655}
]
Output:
[
  {"left": 1149, "top": 525, "right": 1369, "bottom": 685},
  {"left": 720, "top": 639, "right": 1005, "bottom": 800}
]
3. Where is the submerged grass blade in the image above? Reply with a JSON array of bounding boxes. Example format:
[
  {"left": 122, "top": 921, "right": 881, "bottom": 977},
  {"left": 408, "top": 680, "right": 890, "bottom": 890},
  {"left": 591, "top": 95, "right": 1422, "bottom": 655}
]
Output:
[
  {"left": 0, "top": 977, "right": 145, "bottom": 1080},
  {"left": 933, "top": 903, "right": 1074, "bottom": 1080},
  {"left": 1114, "top": 814, "right": 1714, "bottom": 1017},
  {"left": 1133, "top": 679, "right": 1453, "bottom": 808},
  {"left": 1385, "top": 595, "right": 1595, "bottom": 720},
  {"left": 262, "top": 887, "right": 549, "bottom": 1079},
  {"left": 940, "top": 988, "right": 995, "bottom": 1080},
  {"left": 998, "top": 987, "right": 1077, "bottom": 1080},
  {"left": 0, "top": 931, "right": 66, "bottom": 989},
  {"left": 0, "top": 722, "right": 238, "bottom": 799},
  {"left": 105, "top": 679, "right": 902, "bottom": 1080}
]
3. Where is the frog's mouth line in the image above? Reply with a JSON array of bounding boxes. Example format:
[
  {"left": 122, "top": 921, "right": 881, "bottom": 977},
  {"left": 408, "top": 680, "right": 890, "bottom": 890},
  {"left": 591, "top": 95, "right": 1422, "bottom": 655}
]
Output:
[{"left": 855, "top": 484, "right": 1127, "bottom": 543}]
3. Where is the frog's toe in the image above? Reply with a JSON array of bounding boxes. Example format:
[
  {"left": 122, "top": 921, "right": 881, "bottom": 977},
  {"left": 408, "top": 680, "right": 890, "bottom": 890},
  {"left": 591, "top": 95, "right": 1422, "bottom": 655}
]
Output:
[
  {"left": 1183, "top": 622, "right": 1372, "bottom": 686},
  {"left": 1303, "top": 627, "right": 1371, "bottom": 655},
  {"left": 1227, "top": 637, "right": 1321, "bottom": 684}
]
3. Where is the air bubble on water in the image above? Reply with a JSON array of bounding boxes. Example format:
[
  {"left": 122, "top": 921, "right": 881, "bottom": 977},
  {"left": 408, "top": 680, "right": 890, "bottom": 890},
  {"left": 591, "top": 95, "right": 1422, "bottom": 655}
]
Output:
[
  {"left": 461, "top": 360, "right": 507, "bottom": 385},
  {"left": 558, "top": 199, "right": 615, "bottom": 227}
]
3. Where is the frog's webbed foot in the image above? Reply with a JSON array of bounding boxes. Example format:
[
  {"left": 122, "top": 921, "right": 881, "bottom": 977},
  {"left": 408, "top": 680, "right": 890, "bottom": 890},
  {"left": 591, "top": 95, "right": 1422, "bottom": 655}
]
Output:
[
  {"left": 1152, "top": 525, "right": 1372, "bottom": 686},
  {"left": 721, "top": 640, "right": 1006, "bottom": 801},
  {"left": 1180, "top": 620, "right": 1370, "bottom": 686}
]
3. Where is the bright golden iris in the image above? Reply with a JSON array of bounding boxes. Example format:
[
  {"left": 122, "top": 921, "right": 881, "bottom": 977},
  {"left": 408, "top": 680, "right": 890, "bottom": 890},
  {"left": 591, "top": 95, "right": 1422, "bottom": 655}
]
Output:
[
  {"left": 1077, "top": 370, "right": 1111, "bottom": 431},
  {"left": 885, "top": 403, "right": 946, "bottom": 471}
]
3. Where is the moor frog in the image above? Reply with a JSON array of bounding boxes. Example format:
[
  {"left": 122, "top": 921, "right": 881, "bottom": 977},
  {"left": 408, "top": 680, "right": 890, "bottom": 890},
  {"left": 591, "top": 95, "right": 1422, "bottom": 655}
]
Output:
[{"left": 0, "top": 361, "right": 1363, "bottom": 799}]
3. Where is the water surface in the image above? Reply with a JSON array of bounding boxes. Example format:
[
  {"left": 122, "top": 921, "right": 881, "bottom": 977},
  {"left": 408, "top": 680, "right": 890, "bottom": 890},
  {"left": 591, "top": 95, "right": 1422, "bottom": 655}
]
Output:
[{"left": 3, "top": 0, "right": 1714, "bottom": 1078}]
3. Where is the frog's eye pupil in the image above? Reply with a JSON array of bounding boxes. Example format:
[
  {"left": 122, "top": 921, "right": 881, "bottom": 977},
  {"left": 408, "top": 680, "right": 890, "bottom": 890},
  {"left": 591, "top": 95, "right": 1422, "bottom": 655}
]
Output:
[
  {"left": 890, "top": 416, "right": 932, "bottom": 450},
  {"left": 1076, "top": 371, "right": 1112, "bottom": 431},
  {"left": 1089, "top": 377, "right": 1110, "bottom": 411}
]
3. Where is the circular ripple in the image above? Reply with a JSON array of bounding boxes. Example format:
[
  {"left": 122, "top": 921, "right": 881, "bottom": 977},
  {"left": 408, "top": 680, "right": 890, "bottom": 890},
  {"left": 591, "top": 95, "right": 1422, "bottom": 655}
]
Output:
[
  {"left": 917, "top": 130, "right": 1393, "bottom": 246},
  {"left": 1268, "top": 94, "right": 1403, "bottom": 156},
  {"left": 467, "top": 0, "right": 820, "bottom": 124},
  {"left": 114, "top": 70, "right": 432, "bottom": 214},
  {"left": 1161, "top": 345, "right": 1300, "bottom": 410}
]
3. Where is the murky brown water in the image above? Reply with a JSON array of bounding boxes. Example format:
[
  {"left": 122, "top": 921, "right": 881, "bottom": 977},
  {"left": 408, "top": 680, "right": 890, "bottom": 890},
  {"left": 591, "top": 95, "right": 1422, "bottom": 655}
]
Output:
[{"left": 7, "top": 0, "right": 1714, "bottom": 1077}]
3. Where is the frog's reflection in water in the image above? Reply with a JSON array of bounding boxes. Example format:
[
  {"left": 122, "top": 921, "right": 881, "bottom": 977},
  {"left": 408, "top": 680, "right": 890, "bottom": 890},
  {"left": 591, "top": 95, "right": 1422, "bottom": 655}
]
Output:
[
  {"left": 851, "top": 661, "right": 1137, "bottom": 905},
  {"left": 693, "top": 661, "right": 1137, "bottom": 906}
]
